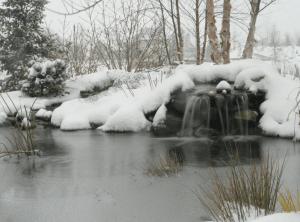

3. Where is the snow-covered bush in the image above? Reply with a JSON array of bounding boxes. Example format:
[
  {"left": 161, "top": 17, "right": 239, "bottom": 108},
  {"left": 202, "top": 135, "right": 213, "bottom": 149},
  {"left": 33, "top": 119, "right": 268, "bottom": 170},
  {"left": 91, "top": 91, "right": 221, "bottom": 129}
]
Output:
[
  {"left": 19, "top": 58, "right": 68, "bottom": 97},
  {"left": 0, "top": 0, "right": 58, "bottom": 92},
  {"left": 108, "top": 70, "right": 146, "bottom": 89}
]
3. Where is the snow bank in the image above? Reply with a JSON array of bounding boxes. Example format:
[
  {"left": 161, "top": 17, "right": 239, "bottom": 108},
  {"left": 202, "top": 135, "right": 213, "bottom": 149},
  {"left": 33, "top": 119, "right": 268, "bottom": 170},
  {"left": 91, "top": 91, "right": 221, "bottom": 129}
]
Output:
[
  {"left": 0, "top": 71, "right": 114, "bottom": 114},
  {"left": 250, "top": 212, "right": 300, "bottom": 222},
  {"left": 4, "top": 59, "right": 300, "bottom": 139},
  {"left": 49, "top": 59, "right": 300, "bottom": 138},
  {"left": 51, "top": 59, "right": 270, "bottom": 131}
]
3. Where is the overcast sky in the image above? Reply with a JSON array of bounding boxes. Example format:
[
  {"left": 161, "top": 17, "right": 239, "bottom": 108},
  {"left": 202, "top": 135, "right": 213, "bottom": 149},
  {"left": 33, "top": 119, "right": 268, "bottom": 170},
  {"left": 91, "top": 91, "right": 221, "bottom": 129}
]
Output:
[{"left": 1, "top": 0, "right": 300, "bottom": 40}]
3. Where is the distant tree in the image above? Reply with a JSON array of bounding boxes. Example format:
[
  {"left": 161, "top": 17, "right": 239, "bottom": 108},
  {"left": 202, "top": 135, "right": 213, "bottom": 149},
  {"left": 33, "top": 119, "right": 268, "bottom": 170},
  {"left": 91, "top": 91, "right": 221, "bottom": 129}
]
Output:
[
  {"left": 268, "top": 24, "right": 281, "bottom": 64},
  {"left": 297, "top": 38, "right": 300, "bottom": 47},
  {"left": 0, "top": 0, "right": 56, "bottom": 92},
  {"left": 242, "top": 0, "right": 279, "bottom": 59},
  {"left": 284, "top": 33, "right": 292, "bottom": 46}
]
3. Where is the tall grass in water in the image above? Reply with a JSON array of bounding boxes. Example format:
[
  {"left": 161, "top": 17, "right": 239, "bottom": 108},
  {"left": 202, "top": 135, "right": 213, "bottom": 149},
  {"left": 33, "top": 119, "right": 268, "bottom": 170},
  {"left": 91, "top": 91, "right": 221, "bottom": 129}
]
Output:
[
  {"left": 278, "top": 185, "right": 300, "bottom": 212},
  {"left": 196, "top": 150, "right": 286, "bottom": 222},
  {"left": 142, "top": 152, "right": 183, "bottom": 177},
  {"left": 0, "top": 93, "right": 40, "bottom": 158}
]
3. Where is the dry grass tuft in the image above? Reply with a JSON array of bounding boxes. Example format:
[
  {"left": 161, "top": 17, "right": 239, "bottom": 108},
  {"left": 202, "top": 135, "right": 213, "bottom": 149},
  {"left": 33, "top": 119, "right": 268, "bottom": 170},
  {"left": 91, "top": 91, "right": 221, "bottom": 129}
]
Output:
[
  {"left": 0, "top": 93, "right": 40, "bottom": 158},
  {"left": 278, "top": 185, "right": 300, "bottom": 212},
  {"left": 142, "top": 152, "right": 183, "bottom": 177},
  {"left": 196, "top": 149, "right": 286, "bottom": 222}
]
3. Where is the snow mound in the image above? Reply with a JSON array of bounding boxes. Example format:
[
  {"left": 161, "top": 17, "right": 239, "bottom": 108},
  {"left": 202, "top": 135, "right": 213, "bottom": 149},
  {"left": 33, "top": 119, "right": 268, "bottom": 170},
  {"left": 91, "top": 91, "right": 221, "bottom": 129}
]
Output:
[
  {"left": 36, "top": 109, "right": 47, "bottom": 118},
  {"left": 0, "top": 112, "right": 7, "bottom": 124},
  {"left": 216, "top": 80, "right": 231, "bottom": 91},
  {"left": 153, "top": 104, "right": 167, "bottom": 127},
  {"left": 234, "top": 68, "right": 268, "bottom": 94},
  {"left": 44, "top": 111, "right": 52, "bottom": 119},
  {"left": 16, "top": 108, "right": 31, "bottom": 119},
  {"left": 250, "top": 212, "right": 300, "bottom": 222},
  {"left": 0, "top": 71, "right": 115, "bottom": 115},
  {"left": 21, "top": 117, "right": 31, "bottom": 127}
]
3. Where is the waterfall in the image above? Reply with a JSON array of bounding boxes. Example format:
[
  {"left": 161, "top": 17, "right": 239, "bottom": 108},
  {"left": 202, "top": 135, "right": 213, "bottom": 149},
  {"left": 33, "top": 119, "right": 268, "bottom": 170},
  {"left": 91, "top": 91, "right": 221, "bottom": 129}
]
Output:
[
  {"left": 225, "top": 94, "right": 234, "bottom": 135},
  {"left": 215, "top": 94, "right": 225, "bottom": 136},
  {"left": 181, "top": 91, "right": 249, "bottom": 137},
  {"left": 241, "top": 94, "right": 249, "bottom": 136},
  {"left": 236, "top": 93, "right": 249, "bottom": 136},
  {"left": 181, "top": 96, "right": 197, "bottom": 137},
  {"left": 181, "top": 95, "right": 210, "bottom": 137}
]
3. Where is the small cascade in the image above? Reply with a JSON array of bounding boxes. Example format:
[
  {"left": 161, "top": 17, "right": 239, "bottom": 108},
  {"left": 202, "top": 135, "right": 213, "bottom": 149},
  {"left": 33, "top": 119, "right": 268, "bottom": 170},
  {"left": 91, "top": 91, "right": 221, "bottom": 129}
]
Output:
[
  {"left": 180, "top": 86, "right": 250, "bottom": 138},
  {"left": 215, "top": 94, "right": 225, "bottom": 136},
  {"left": 181, "top": 95, "right": 210, "bottom": 137},
  {"left": 235, "top": 93, "right": 249, "bottom": 136},
  {"left": 225, "top": 94, "right": 234, "bottom": 135}
]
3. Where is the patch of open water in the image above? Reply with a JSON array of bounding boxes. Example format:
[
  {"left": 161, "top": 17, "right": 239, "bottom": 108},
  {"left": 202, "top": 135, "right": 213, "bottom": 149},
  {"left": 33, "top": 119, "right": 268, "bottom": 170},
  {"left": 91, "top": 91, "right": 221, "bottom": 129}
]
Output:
[{"left": 0, "top": 128, "right": 299, "bottom": 222}]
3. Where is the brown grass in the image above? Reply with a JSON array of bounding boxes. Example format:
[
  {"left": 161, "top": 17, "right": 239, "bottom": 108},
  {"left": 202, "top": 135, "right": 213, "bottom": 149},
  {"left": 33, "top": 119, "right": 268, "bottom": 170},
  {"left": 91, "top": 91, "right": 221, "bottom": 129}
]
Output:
[
  {"left": 0, "top": 93, "right": 40, "bottom": 158},
  {"left": 142, "top": 152, "right": 183, "bottom": 177},
  {"left": 196, "top": 149, "right": 286, "bottom": 222},
  {"left": 278, "top": 185, "right": 300, "bottom": 212}
]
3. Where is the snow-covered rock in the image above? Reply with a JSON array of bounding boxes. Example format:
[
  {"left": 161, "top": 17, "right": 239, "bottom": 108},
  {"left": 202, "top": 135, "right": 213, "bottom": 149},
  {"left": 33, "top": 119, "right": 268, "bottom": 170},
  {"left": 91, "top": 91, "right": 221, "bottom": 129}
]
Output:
[
  {"left": 0, "top": 112, "right": 7, "bottom": 124},
  {"left": 43, "top": 111, "right": 52, "bottom": 121},
  {"left": 153, "top": 104, "right": 167, "bottom": 127},
  {"left": 21, "top": 117, "right": 31, "bottom": 128},
  {"left": 16, "top": 108, "right": 31, "bottom": 120},
  {"left": 216, "top": 80, "right": 231, "bottom": 93},
  {"left": 234, "top": 68, "right": 267, "bottom": 94},
  {"left": 36, "top": 109, "right": 47, "bottom": 118}
]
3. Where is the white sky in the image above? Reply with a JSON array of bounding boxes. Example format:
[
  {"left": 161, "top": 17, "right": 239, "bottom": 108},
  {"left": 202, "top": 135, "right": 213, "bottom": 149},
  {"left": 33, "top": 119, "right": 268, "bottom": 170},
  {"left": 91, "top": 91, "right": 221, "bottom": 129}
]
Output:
[{"left": 1, "top": 0, "right": 300, "bottom": 41}]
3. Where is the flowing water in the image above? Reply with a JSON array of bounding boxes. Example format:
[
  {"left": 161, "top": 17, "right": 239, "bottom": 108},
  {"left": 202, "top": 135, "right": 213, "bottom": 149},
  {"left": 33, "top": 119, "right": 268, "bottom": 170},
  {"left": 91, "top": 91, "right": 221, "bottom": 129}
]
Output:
[
  {"left": 181, "top": 92, "right": 250, "bottom": 137},
  {"left": 0, "top": 127, "right": 300, "bottom": 222}
]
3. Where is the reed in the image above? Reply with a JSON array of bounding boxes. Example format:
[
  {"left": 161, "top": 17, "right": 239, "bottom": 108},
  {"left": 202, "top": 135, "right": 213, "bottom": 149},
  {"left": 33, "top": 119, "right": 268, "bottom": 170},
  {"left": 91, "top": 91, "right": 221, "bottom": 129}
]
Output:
[
  {"left": 0, "top": 93, "right": 40, "bottom": 158},
  {"left": 142, "top": 152, "right": 183, "bottom": 177},
  {"left": 196, "top": 150, "right": 286, "bottom": 222},
  {"left": 278, "top": 185, "right": 300, "bottom": 212}
]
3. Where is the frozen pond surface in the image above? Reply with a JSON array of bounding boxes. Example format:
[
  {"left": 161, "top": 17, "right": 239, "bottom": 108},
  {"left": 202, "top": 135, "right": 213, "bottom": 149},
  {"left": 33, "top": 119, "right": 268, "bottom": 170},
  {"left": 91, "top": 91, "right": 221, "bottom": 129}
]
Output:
[{"left": 0, "top": 128, "right": 300, "bottom": 222}]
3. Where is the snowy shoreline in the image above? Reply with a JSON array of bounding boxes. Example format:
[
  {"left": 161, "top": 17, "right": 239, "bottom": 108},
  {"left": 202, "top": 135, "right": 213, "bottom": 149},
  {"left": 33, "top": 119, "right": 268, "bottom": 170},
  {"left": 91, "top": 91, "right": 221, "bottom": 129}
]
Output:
[{"left": 1, "top": 59, "right": 300, "bottom": 140}]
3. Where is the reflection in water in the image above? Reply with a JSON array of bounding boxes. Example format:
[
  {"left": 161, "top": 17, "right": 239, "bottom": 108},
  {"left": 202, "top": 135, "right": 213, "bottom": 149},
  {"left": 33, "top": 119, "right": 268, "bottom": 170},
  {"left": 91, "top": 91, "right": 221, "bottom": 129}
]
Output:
[{"left": 151, "top": 136, "right": 262, "bottom": 168}]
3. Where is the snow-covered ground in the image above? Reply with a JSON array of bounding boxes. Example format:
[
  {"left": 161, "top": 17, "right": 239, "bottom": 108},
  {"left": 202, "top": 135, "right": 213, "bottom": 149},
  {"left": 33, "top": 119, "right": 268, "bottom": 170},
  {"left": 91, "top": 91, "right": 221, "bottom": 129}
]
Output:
[
  {"left": 249, "top": 212, "right": 300, "bottom": 222},
  {"left": 231, "top": 46, "right": 300, "bottom": 76}
]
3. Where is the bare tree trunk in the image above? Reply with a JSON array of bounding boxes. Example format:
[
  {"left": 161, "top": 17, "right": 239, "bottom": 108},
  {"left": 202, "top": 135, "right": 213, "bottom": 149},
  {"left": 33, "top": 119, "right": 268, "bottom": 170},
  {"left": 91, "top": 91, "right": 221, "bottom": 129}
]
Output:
[
  {"left": 158, "top": 0, "right": 171, "bottom": 65},
  {"left": 220, "top": 0, "right": 231, "bottom": 64},
  {"left": 242, "top": 0, "right": 261, "bottom": 59},
  {"left": 175, "top": 0, "right": 184, "bottom": 63},
  {"left": 170, "top": 0, "right": 180, "bottom": 61},
  {"left": 206, "top": 0, "right": 223, "bottom": 64},
  {"left": 200, "top": 8, "right": 208, "bottom": 64},
  {"left": 196, "top": 0, "right": 201, "bottom": 65}
]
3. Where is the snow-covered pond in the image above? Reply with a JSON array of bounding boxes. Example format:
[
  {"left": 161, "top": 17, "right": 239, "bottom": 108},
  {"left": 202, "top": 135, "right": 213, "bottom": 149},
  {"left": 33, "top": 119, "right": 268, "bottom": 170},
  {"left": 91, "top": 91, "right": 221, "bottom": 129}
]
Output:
[{"left": 0, "top": 128, "right": 300, "bottom": 222}]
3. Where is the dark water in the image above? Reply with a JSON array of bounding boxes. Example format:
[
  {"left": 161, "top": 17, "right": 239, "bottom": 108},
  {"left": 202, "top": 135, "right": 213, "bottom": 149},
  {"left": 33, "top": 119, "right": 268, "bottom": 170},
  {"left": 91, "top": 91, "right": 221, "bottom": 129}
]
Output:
[{"left": 0, "top": 128, "right": 300, "bottom": 222}]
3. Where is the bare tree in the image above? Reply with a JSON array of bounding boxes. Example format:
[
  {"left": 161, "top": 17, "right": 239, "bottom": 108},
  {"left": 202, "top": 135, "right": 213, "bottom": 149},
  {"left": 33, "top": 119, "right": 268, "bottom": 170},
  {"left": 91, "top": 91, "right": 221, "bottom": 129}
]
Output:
[
  {"left": 206, "top": 0, "right": 223, "bottom": 64},
  {"left": 242, "top": 0, "right": 279, "bottom": 59},
  {"left": 45, "top": 0, "right": 104, "bottom": 15},
  {"left": 157, "top": 0, "right": 171, "bottom": 65},
  {"left": 284, "top": 32, "right": 292, "bottom": 46},
  {"left": 200, "top": 7, "right": 208, "bottom": 64},
  {"left": 269, "top": 24, "right": 281, "bottom": 64},
  {"left": 220, "top": 0, "right": 231, "bottom": 63},
  {"left": 175, "top": 0, "right": 184, "bottom": 62}
]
